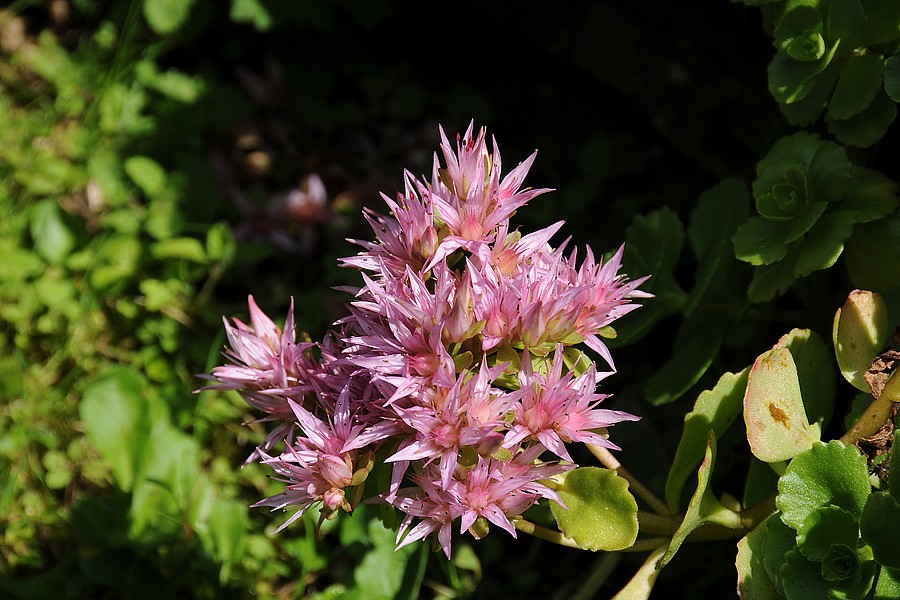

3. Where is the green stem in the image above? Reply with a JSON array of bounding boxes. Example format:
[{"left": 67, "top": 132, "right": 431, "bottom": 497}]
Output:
[
  {"left": 587, "top": 444, "right": 671, "bottom": 516},
  {"left": 840, "top": 393, "right": 893, "bottom": 445},
  {"left": 513, "top": 517, "right": 670, "bottom": 553},
  {"left": 512, "top": 518, "right": 581, "bottom": 548},
  {"left": 637, "top": 494, "right": 776, "bottom": 539}
]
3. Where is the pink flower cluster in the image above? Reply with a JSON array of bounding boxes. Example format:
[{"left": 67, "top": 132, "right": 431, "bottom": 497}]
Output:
[{"left": 203, "top": 123, "right": 650, "bottom": 558}]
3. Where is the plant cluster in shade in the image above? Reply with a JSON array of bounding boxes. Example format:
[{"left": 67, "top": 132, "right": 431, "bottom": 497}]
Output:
[{"left": 201, "top": 123, "right": 650, "bottom": 557}]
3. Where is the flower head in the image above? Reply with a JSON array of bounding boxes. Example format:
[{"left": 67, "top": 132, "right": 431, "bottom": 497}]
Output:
[{"left": 204, "top": 123, "right": 649, "bottom": 557}]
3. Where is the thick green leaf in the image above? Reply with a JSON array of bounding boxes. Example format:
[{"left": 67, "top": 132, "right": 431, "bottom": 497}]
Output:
[
  {"left": 644, "top": 320, "right": 724, "bottom": 406},
  {"left": 774, "top": 328, "right": 836, "bottom": 428},
  {"left": 861, "top": 0, "right": 900, "bottom": 45},
  {"left": 833, "top": 289, "right": 891, "bottom": 392},
  {"left": 206, "top": 222, "right": 236, "bottom": 262},
  {"left": 733, "top": 217, "right": 791, "bottom": 266},
  {"left": 743, "top": 456, "right": 781, "bottom": 508},
  {"left": 793, "top": 210, "right": 855, "bottom": 277},
  {"left": 737, "top": 520, "right": 780, "bottom": 600},
  {"left": 683, "top": 235, "right": 727, "bottom": 317},
  {"left": 807, "top": 134, "right": 853, "bottom": 204},
  {"left": 829, "top": 90, "right": 898, "bottom": 148},
  {"left": 823, "top": 0, "right": 868, "bottom": 50},
  {"left": 828, "top": 53, "right": 884, "bottom": 120},
  {"left": 780, "top": 549, "right": 835, "bottom": 600},
  {"left": 143, "top": 0, "right": 198, "bottom": 35},
  {"left": 861, "top": 491, "right": 900, "bottom": 569},
  {"left": 614, "top": 208, "right": 687, "bottom": 346},
  {"left": 151, "top": 237, "right": 207, "bottom": 263},
  {"left": 665, "top": 368, "right": 749, "bottom": 511},
  {"left": 30, "top": 200, "right": 75, "bottom": 265},
  {"left": 875, "top": 567, "right": 900, "bottom": 599},
  {"left": 660, "top": 436, "right": 742, "bottom": 569},
  {"left": 780, "top": 62, "right": 841, "bottom": 125},
  {"left": 79, "top": 368, "right": 151, "bottom": 491},
  {"left": 776, "top": 441, "right": 871, "bottom": 530},
  {"left": 611, "top": 544, "right": 666, "bottom": 600},
  {"left": 768, "top": 49, "right": 837, "bottom": 104},
  {"left": 840, "top": 166, "right": 900, "bottom": 225},
  {"left": 774, "top": 6, "right": 825, "bottom": 62},
  {"left": 796, "top": 505, "right": 860, "bottom": 561},
  {"left": 689, "top": 178, "right": 752, "bottom": 260},
  {"left": 884, "top": 49, "right": 900, "bottom": 102},
  {"left": 550, "top": 467, "right": 639, "bottom": 551},
  {"left": 353, "top": 519, "right": 416, "bottom": 600},
  {"left": 762, "top": 513, "right": 797, "bottom": 594},
  {"left": 747, "top": 244, "right": 801, "bottom": 302},
  {"left": 744, "top": 347, "right": 820, "bottom": 462},
  {"left": 621, "top": 207, "right": 685, "bottom": 303},
  {"left": 124, "top": 155, "right": 167, "bottom": 198},
  {"left": 230, "top": 0, "right": 273, "bottom": 30},
  {"left": 207, "top": 500, "right": 248, "bottom": 583},
  {"left": 844, "top": 211, "right": 900, "bottom": 294}
]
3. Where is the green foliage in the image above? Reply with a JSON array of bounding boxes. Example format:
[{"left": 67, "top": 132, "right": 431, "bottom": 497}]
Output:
[
  {"left": 759, "top": 0, "right": 900, "bottom": 145},
  {"left": 737, "top": 434, "right": 900, "bottom": 600},
  {"left": 833, "top": 289, "right": 891, "bottom": 391},
  {"left": 2, "top": 1, "right": 900, "bottom": 598},
  {"left": 733, "top": 132, "right": 899, "bottom": 301},
  {"left": 550, "top": 467, "right": 639, "bottom": 551}
]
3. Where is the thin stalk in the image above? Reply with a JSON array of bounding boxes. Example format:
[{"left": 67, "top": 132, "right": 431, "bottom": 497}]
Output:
[
  {"left": 841, "top": 393, "right": 894, "bottom": 445},
  {"left": 512, "top": 518, "right": 582, "bottom": 549},
  {"left": 637, "top": 494, "right": 776, "bottom": 539},
  {"left": 587, "top": 444, "right": 671, "bottom": 516}
]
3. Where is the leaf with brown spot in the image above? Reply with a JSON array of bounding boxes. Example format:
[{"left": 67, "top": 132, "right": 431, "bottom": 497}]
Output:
[
  {"left": 833, "top": 289, "right": 891, "bottom": 392},
  {"left": 744, "top": 347, "right": 821, "bottom": 463}
]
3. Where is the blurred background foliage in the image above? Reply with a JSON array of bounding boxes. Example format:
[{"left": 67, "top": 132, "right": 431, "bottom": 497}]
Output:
[{"left": 2, "top": 0, "right": 897, "bottom": 598}]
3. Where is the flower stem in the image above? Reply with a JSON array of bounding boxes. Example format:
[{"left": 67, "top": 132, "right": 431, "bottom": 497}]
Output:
[
  {"left": 512, "top": 517, "right": 582, "bottom": 548},
  {"left": 587, "top": 444, "right": 671, "bottom": 516},
  {"left": 840, "top": 393, "right": 893, "bottom": 445}
]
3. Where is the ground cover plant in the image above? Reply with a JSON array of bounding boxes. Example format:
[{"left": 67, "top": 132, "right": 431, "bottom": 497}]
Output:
[{"left": 2, "top": 1, "right": 900, "bottom": 599}]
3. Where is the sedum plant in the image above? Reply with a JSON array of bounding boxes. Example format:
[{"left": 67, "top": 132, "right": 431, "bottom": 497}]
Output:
[
  {"left": 203, "top": 124, "right": 651, "bottom": 558},
  {"left": 204, "top": 124, "right": 900, "bottom": 599}
]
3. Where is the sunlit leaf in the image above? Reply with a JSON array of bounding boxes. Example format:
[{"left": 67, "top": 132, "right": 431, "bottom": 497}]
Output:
[
  {"left": 550, "top": 467, "right": 639, "bottom": 551},
  {"left": 773, "top": 328, "right": 836, "bottom": 428},
  {"left": 875, "top": 567, "right": 900, "bottom": 599},
  {"left": 30, "top": 200, "right": 75, "bottom": 265},
  {"left": 744, "top": 347, "right": 820, "bottom": 462},
  {"left": 151, "top": 237, "right": 207, "bottom": 263},
  {"left": 79, "top": 368, "right": 151, "bottom": 491},
  {"left": 833, "top": 289, "right": 890, "bottom": 392},
  {"left": 665, "top": 368, "right": 749, "bottom": 510},
  {"left": 793, "top": 210, "right": 854, "bottom": 277},
  {"left": 611, "top": 544, "right": 666, "bottom": 600},
  {"left": 660, "top": 435, "right": 742, "bottom": 568},
  {"left": 776, "top": 441, "right": 870, "bottom": 530},
  {"left": 737, "top": 520, "right": 779, "bottom": 600},
  {"left": 231, "top": 0, "right": 273, "bottom": 31},
  {"left": 124, "top": 155, "right": 167, "bottom": 199},
  {"left": 143, "top": 0, "right": 198, "bottom": 35}
]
